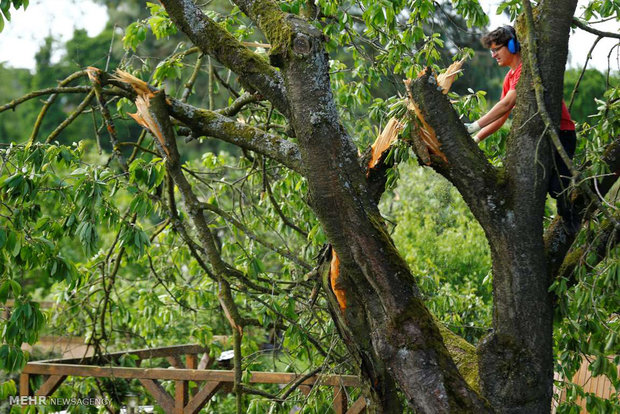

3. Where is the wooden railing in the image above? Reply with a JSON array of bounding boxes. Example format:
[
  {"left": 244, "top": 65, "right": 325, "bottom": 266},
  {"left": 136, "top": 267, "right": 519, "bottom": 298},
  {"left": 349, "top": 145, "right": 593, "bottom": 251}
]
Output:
[{"left": 20, "top": 344, "right": 367, "bottom": 414}]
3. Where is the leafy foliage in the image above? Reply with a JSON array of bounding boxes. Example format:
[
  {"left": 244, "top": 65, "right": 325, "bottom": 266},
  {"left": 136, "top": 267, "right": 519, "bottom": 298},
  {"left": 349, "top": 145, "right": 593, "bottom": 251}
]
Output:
[{"left": 0, "top": 0, "right": 619, "bottom": 411}]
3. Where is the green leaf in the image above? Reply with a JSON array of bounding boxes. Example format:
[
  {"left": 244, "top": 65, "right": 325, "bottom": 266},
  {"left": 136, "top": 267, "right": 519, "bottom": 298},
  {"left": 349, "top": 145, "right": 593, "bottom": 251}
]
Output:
[
  {"left": 0, "top": 281, "right": 10, "bottom": 303},
  {"left": 9, "top": 280, "right": 20, "bottom": 297}
]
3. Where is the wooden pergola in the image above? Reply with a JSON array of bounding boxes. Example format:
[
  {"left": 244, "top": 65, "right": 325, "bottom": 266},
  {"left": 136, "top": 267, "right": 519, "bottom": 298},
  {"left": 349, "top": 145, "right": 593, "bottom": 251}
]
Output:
[{"left": 20, "top": 344, "right": 367, "bottom": 414}]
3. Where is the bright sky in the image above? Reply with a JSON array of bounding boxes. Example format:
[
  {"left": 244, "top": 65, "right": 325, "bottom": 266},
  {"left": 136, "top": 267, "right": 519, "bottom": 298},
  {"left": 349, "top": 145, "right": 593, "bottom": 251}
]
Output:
[{"left": 0, "top": 0, "right": 618, "bottom": 71}]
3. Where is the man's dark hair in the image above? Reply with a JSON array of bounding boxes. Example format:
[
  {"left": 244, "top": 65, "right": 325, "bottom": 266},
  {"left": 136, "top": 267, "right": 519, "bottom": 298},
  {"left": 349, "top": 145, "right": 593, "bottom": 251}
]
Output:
[{"left": 481, "top": 26, "right": 515, "bottom": 48}]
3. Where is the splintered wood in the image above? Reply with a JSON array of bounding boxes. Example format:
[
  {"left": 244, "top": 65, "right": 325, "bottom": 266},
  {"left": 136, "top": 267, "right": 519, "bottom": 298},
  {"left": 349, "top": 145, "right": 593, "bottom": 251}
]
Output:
[
  {"left": 329, "top": 251, "right": 347, "bottom": 311},
  {"left": 367, "top": 58, "right": 465, "bottom": 168},
  {"left": 112, "top": 69, "right": 169, "bottom": 156}
]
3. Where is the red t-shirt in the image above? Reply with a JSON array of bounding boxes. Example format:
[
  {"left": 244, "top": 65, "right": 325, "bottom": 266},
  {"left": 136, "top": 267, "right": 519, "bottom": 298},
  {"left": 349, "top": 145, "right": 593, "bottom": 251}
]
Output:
[{"left": 502, "top": 63, "right": 575, "bottom": 131}]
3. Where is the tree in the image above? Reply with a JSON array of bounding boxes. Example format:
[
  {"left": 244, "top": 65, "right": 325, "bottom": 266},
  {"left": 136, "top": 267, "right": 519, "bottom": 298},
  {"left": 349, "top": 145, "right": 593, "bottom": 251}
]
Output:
[{"left": 1, "top": 0, "right": 619, "bottom": 413}]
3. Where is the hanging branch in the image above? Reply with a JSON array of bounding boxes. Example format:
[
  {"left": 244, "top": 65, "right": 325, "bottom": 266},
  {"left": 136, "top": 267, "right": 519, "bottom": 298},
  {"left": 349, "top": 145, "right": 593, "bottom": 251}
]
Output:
[
  {"left": 200, "top": 201, "right": 312, "bottom": 270},
  {"left": 87, "top": 67, "right": 128, "bottom": 172}
]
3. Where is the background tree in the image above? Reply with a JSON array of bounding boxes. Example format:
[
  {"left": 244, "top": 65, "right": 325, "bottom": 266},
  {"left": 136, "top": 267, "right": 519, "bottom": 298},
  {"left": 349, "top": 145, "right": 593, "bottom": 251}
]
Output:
[{"left": 0, "top": 0, "right": 618, "bottom": 413}]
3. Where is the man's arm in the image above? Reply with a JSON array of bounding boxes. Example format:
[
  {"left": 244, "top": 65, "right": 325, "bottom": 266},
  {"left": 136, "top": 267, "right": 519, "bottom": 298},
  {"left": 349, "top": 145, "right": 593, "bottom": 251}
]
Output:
[
  {"left": 475, "top": 112, "right": 510, "bottom": 142},
  {"left": 479, "top": 89, "right": 517, "bottom": 128},
  {"left": 466, "top": 89, "right": 517, "bottom": 135}
]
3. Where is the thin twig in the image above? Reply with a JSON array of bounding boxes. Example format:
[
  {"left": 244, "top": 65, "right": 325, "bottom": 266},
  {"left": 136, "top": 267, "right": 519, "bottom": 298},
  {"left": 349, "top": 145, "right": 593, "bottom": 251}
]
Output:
[
  {"left": 45, "top": 90, "right": 96, "bottom": 143},
  {"left": 181, "top": 54, "right": 204, "bottom": 103},
  {"left": 569, "top": 36, "right": 602, "bottom": 111},
  {"left": 29, "top": 70, "right": 87, "bottom": 144}
]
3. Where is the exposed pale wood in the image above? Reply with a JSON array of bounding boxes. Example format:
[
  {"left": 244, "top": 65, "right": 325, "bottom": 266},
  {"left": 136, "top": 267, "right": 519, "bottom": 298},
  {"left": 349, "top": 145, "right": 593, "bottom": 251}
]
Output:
[
  {"left": 23, "top": 363, "right": 361, "bottom": 386},
  {"left": 334, "top": 385, "right": 347, "bottom": 414},
  {"left": 346, "top": 396, "right": 367, "bottom": 414},
  {"left": 19, "top": 373, "right": 30, "bottom": 397},
  {"left": 139, "top": 378, "right": 175, "bottom": 414},
  {"left": 175, "top": 380, "right": 188, "bottom": 414},
  {"left": 35, "top": 375, "right": 67, "bottom": 397},
  {"left": 184, "top": 381, "right": 222, "bottom": 414}
]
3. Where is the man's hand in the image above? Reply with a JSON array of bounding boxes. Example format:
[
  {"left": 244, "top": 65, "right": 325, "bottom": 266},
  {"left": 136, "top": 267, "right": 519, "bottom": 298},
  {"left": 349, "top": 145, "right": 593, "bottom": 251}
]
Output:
[{"left": 464, "top": 121, "right": 481, "bottom": 134}]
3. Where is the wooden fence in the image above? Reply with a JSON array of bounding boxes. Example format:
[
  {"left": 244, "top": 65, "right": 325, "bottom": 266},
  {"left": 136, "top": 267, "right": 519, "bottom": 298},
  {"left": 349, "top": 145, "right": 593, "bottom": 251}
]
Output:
[
  {"left": 19, "top": 344, "right": 366, "bottom": 414},
  {"left": 553, "top": 356, "right": 619, "bottom": 413}
]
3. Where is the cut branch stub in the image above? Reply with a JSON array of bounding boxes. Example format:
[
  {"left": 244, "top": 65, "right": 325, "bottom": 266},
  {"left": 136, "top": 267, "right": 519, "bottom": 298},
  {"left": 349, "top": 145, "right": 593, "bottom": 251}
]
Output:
[{"left": 367, "top": 59, "right": 466, "bottom": 168}]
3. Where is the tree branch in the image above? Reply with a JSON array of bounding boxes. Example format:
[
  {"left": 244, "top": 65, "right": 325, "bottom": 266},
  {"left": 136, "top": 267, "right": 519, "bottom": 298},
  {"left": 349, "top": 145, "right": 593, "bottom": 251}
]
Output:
[
  {"left": 159, "top": 0, "right": 289, "bottom": 117},
  {"left": 168, "top": 99, "right": 302, "bottom": 173},
  {"left": 407, "top": 71, "right": 504, "bottom": 229},
  {"left": 545, "top": 136, "right": 620, "bottom": 277},
  {"left": 572, "top": 18, "right": 620, "bottom": 39}
]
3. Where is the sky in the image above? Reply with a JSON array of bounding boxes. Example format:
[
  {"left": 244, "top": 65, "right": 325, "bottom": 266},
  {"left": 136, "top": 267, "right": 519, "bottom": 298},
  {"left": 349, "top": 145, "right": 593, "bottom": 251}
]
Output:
[{"left": 0, "top": 0, "right": 618, "bottom": 72}]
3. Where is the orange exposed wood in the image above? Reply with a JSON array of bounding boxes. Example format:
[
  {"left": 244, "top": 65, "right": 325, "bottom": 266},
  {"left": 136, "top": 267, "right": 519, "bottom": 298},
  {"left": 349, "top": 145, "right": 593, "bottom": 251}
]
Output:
[
  {"left": 368, "top": 59, "right": 466, "bottom": 168},
  {"left": 436, "top": 58, "right": 465, "bottom": 94},
  {"left": 368, "top": 118, "right": 404, "bottom": 170},
  {"left": 112, "top": 69, "right": 155, "bottom": 98},
  {"left": 330, "top": 250, "right": 347, "bottom": 311},
  {"left": 111, "top": 69, "right": 170, "bottom": 156}
]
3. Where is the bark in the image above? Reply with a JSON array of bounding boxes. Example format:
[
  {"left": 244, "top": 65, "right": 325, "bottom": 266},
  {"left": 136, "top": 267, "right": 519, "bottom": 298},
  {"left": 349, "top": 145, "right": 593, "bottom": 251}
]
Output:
[
  {"left": 159, "top": 0, "right": 290, "bottom": 117},
  {"left": 406, "top": 1, "right": 580, "bottom": 412},
  {"left": 253, "top": 5, "right": 491, "bottom": 413},
  {"left": 152, "top": 0, "right": 617, "bottom": 412}
]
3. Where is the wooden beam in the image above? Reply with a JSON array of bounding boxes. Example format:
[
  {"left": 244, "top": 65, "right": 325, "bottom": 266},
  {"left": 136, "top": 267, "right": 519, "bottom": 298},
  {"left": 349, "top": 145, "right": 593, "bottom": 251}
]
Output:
[
  {"left": 37, "top": 344, "right": 208, "bottom": 364},
  {"left": 346, "top": 396, "right": 367, "bottom": 414},
  {"left": 333, "top": 385, "right": 348, "bottom": 414},
  {"left": 175, "top": 381, "right": 188, "bottom": 414},
  {"left": 35, "top": 375, "right": 67, "bottom": 397},
  {"left": 184, "top": 381, "right": 222, "bottom": 414},
  {"left": 23, "top": 363, "right": 361, "bottom": 386},
  {"left": 139, "top": 378, "right": 175, "bottom": 414},
  {"left": 19, "top": 373, "right": 30, "bottom": 397}
]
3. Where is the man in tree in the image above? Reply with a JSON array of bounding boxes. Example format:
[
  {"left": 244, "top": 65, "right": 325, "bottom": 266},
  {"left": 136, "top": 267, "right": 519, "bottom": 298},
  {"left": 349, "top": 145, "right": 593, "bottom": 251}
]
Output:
[{"left": 466, "top": 25, "right": 577, "bottom": 218}]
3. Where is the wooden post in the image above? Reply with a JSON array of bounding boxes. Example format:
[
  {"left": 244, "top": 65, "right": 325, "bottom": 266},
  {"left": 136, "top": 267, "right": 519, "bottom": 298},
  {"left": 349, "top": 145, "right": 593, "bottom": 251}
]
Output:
[
  {"left": 185, "top": 354, "right": 197, "bottom": 369},
  {"left": 333, "top": 385, "right": 347, "bottom": 414},
  {"left": 174, "top": 380, "right": 188, "bottom": 414},
  {"left": 185, "top": 353, "right": 198, "bottom": 397},
  {"left": 19, "top": 373, "right": 30, "bottom": 397}
]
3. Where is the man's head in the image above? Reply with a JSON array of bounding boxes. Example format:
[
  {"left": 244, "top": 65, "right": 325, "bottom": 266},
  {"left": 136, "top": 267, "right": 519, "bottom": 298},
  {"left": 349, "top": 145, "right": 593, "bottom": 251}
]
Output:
[{"left": 481, "top": 26, "right": 521, "bottom": 68}]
